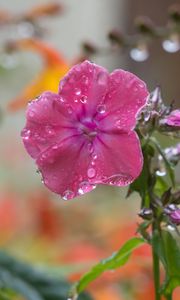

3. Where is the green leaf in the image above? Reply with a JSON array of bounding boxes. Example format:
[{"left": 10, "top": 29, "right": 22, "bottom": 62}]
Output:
[
  {"left": 128, "top": 150, "right": 149, "bottom": 199},
  {"left": 154, "top": 177, "right": 168, "bottom": 197},
  {"left": 0, "top": 251, "right": 92, "bottom": 300},
  {"left": 152, "top": 230, "right": 180, "bottom": 295},
  {"left": 75, "top": 237, "right": 144, "bottom": 294}
]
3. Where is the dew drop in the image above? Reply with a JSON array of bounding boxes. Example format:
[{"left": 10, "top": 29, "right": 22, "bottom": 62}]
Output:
[
  {"left": 78, "top": 181, "right": 96, "bottom": 195},
  {"left": 162, "top": 39, "right": 180, "bottom": 53},
  {"left": 104, "top": 174, "right": 132, "bottom": 185},
  {"left": 62, "top": 190, "right": 74, "bottom": 201},
  {"left": 67, "top": 105, "right": 73, "bottom": 114},
  {"left": 80, "top": 95, "right": 88, "bottom": 104},
  {"left": 130, "top": 48, "right": 149, "bottom": 62},
  {"left": 23, "top": 129, "right": 31, "bottom": 140},
  {"left": 87, "top": 142, "right": 94, "bottom": 154},
  {"left": 92, "top": 153, "right": 97, "bottom": 160},
  {"left": 59, "top": 96, "right": 65, "bottom": 103},
  {"left": 74, "top": 88, "right": 81, "bottom": 96},
  {"left": 52, "top": 145, "right": 58, "bottom": 150},
  {"left": 97, "top": 104, "right": 106, "bottom": 114},
  {"left": 81, "top": 75, "right": 89, "bottom": 85},
  {"left": 45, "top": 126, "right": 55, "bottom": 136},
  {"left": 97, "top": 72, "right": 108, "bottom": 85},
  {"left": 87, "top": 168, "right": 96, "bottom": 178}
]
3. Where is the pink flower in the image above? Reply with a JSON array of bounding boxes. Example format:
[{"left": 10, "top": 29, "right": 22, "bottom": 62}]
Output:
[
  {"left": 21, "top": 61, "right": 149, "bottom": 200},
  {"left": 162, "top": 109, "right": 180, "bottom": 127}
]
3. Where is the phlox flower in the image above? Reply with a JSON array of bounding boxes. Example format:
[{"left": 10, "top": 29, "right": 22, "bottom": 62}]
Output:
[{"left": 21, "top": 60, "right": 149, "bottom": 200}]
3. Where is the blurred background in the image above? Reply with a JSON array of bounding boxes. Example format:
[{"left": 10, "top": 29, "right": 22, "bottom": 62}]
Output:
[{"left": 0, "top": 1, "right": 179, "bottom": 299}]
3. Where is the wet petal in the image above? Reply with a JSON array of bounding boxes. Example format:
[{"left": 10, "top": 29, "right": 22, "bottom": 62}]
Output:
[
  {"left": 36, "top": 136, "right": 97, "bottom": 199},
  {"left": 58, "top": 60, "right": 109, "bottom": 117},
  {"left": 97, "top": 70, "right": 149, "bottom": 132},
  {"left": 21, "top": 91, "right": 77, "bottom": 159},
  {"left": 88, "top": 131, "right": 143, "bottom": 186}
]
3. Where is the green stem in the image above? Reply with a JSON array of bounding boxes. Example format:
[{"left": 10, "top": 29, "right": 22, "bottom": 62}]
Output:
[{"left": 152, "top": 223, "right": 161, "bottom": 300}]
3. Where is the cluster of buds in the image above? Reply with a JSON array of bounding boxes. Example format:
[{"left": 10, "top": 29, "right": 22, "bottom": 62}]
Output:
[
  {"left": 139, "top": 190, "right": 180, "bottom": 230},
  {"left": 81, "top": 4, "right": 180, "bottom": 62},
  {"left": 137, "top": 86, "right": 180, "bottom": 139}
]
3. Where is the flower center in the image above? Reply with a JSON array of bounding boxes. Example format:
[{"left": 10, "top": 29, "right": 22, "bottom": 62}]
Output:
[{"left": 78, "top": 119, "right": 98, "bottom": 140}]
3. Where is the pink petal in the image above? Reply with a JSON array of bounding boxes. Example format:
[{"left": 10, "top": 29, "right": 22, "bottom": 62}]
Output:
[
  {"left": 58, "top": 60, "right": 109, "bottom": 117},
  {"left": 36, "top": 136, "right": 97, "bottom": 199},
  {"left": 97, "top": 70, "right": 149, "bottom": 132},
  {"left": 21, "top": 91, "right": 77, "bottom": 159},
  {"left": 88, "top": 131, "right": 143, "bottom": 186}
]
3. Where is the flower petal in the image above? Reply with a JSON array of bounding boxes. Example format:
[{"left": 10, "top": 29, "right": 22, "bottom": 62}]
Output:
[
  {"left": 58, "top": 60, "right": 109, "bottom": 117},
  {"left": 88, "top": 131, "right": 143, "bottom": 186},
  {"left": 36, "top": 136, "right": 97, "bottom": 199},
  {"left": 97, "top": 70, "right": 149, "bottom": 132},
  {"left": 21, "top": 91, "right": 77, "bottom": 159}
]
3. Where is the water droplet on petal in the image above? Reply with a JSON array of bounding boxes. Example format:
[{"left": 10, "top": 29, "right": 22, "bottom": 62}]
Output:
[
  {"left": 67, "top": 105, "right": 73, "bottom": 114},
  {"left": 45, "top": 126, "right": 55, "bottom": 136},
  {"left": 92, "top": 153, "right": 97, "bottom": 160},
  {"left": 130, "top": 48, "right": 149, "bottom": 62},
  {"left": 97, "top": 104, "right": 106, "bottom": 114},
  {"left": 80, "top": 95, "right": 88, "bottom": 104},
  {"left": 81, "top": 75, "right": 89, "bottom": 85},
  {"left": 104, "top": 174, "right": 133, "bottom": 185},
  {"left": 97, "top": 72, "right": 108, "bottom": 85},
  {"left": 59, "top": 96, "right": 65, "bottom": 103},
  {"left": 87, "top": 168, "right": 96, "bottom": 178},
  {"left": 52, "top": 145, "right": 58, "bottom": 151},
  {"left": 62, "top": 190, "right": 74, "bottom": 201},
  {"left": 75, "top": 88, "right": 81, "bottom": 96},
  {"left": 78, "top": 181, "right": 96, "bottom": 195},
  {"left": 87, "top": 142, "right": 94, "bottom": 154},
  {"left": 23, "top": 129, "right": 31, "bottom": 140}
]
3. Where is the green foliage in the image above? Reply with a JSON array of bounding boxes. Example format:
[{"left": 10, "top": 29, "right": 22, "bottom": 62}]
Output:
[
  {"left": 152, "top": 230, "right": 180, "bottom": 296},
  {"left": 0, "top": 251, "right": 92, "bottom": 300},
  {"left": 74, "top": 237, "right": 144, "bottom": 294}
]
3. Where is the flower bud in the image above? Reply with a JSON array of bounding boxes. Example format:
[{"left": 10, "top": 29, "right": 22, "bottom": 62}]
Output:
[
  {"left": 82, "top": 42, "right": 97, "bottom": 55},
  {"left": 108, "top": 30, "right": 124, "bottom": 46},
  {"left": 168, "top": 4, "right": 180, "bottom": 23},
  {"left": 169, "top": 208, "right": 180, "bottom": 225},
  {"left": 139, "top": 208, "right": 153, "bottom": 220},
  {"left": 135, "top": 16, "right": 155, "bottom": 35}
]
